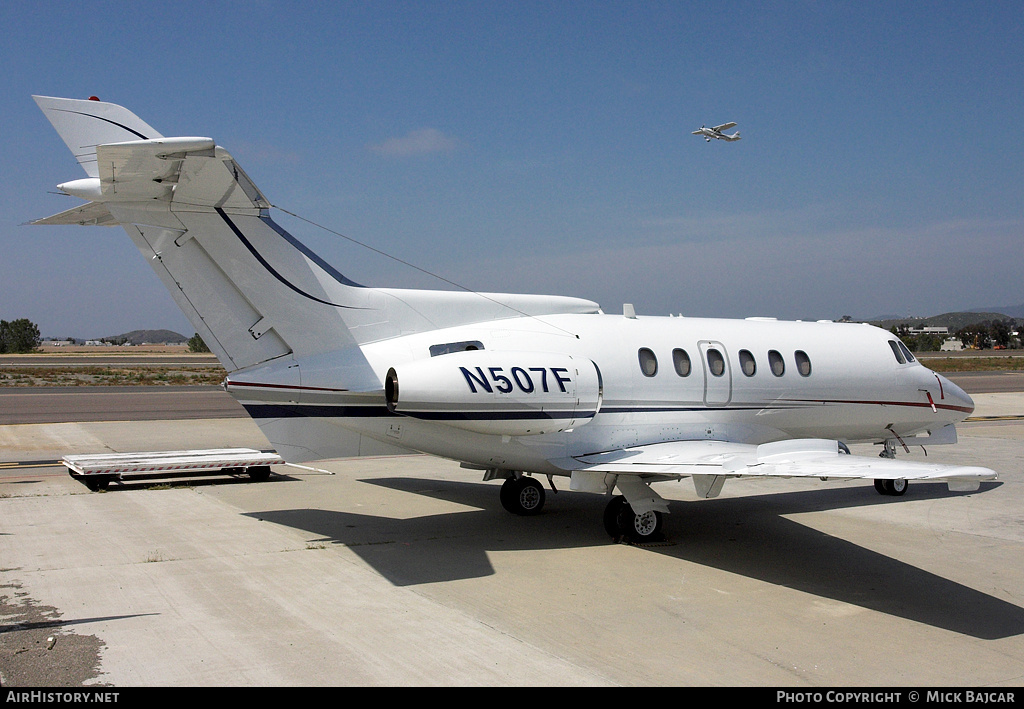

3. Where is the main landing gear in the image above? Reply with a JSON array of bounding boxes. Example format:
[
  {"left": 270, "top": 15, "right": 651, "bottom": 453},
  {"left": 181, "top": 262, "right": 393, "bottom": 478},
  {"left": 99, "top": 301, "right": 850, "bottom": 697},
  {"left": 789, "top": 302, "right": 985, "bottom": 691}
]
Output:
[
  {"left": 603, "top": 495, "right": 664, "bottom": 543},
  {"left": 497, "top": 474, "right": 665, "bottom": 543},
  {"left": 499, "top": 475, "right": 546, "bottom": 516}
]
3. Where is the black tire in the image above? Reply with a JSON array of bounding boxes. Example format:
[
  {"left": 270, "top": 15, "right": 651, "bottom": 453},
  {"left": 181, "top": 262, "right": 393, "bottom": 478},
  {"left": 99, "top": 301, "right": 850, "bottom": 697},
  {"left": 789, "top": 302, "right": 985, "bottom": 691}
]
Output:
[
  {"left": 875, "top": 478, "right": 908, "bottom": 496},
  {"left": 602, "top": 495, "right": 626, "bottom": 540},
  {"left": 247, "top": 465, "right": 272, "bottom": 482},
  {"left": 500, "top": 476, "right": 546, "bottom": 515},
  {"left": 499, "top": 476, "right": 518, "bottom": 513},
  {"left": 84, "top": 475, "right": 112, "bottom": 492},
  {"left": 603, "top": 495, "right": 664, "bottom": 542},
  {"left": 887, "top": 478, "right": 908, "bottom": 496},
  {"left": 603, "top": 495, "right": 629, "bottom": 539}
]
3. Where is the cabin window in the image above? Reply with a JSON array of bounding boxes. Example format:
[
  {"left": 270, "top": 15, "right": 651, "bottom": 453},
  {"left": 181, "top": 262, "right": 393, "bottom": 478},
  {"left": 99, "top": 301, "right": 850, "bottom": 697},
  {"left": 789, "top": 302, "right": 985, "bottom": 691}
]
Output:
[
  {"left": 430, "top": 340, "right": 484, "bottom": 357},
  {"left": 672, "top": 348, "right": 691, "bottom": 377},
  {"left": 795, "top": 350, "right": 812, "bottom": 377},
  {"left": 739, "top": 349, "right": 756, "bottom": 376},
  {"left": 768, "top": 349, "right": 785, "bottom": 377},
  {"left": 706, "top": 348, "right": 726, "bottom": 377},
  {"left": 898, "top": 341, "right": 916, "bottom": 363},
  {"left": 638, "top": 348, "right": 658, "bottom": 377},
  {"left": 888, "top": 340, "right": 906, "bottom": 364}
]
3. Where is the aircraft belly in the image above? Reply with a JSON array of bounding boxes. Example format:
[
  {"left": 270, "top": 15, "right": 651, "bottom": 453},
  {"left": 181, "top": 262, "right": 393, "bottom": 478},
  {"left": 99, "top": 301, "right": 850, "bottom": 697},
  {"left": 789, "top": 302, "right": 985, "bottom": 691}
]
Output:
[
  {"left": 249, "top": 408, "right": 570, "bottom": 475},
  {"left": 251, "top": 415, "right": 414, "bottom": 463}
]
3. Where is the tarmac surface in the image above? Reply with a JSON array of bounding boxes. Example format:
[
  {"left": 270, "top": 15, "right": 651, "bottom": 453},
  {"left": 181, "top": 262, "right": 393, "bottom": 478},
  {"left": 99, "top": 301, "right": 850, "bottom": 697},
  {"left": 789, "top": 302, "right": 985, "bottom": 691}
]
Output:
[{"left": 1, "top": 386, "right": 1022, "bottom": 686}]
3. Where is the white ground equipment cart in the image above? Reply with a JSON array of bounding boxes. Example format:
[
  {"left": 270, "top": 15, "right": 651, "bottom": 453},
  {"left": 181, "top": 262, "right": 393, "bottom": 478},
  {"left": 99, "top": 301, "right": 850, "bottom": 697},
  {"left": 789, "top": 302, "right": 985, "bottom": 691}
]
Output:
[{"left": 62, "top": 448, "right": 284, "bottom": 491}]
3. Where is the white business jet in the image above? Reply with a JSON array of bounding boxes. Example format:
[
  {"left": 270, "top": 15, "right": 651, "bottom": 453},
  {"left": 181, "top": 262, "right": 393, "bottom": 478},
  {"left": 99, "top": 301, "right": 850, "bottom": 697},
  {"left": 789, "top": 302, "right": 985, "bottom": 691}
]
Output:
[
  {"left": 32, "top": 96, "right": 994, "bottom": 542},
  {"left": 693, "top": 122, "right": 742, "bottom": 142}
]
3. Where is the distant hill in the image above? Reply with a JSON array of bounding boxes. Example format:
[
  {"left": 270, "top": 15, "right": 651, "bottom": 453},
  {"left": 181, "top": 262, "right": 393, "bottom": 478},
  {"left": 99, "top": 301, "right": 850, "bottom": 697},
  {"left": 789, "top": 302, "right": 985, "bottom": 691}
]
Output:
[
  {"left": 101, "top": 329, "right": 188, "bottom": 345},
  {"left": 869, "top": 312, "right": 1018, "bottom": 332},
  {"left": 970, "top": 303, "right": 1024, "bottom": 319}
]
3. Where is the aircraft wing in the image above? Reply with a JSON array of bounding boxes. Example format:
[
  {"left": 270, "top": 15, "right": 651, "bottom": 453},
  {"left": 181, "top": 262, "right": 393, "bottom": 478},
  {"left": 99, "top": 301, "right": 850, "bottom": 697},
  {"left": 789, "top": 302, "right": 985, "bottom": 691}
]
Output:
[
  {"left": 712, "top": 122, "right": 737, "bottom": 131},
  {"left": 554, "top": 438, "right": 997, "bottom": 496}
]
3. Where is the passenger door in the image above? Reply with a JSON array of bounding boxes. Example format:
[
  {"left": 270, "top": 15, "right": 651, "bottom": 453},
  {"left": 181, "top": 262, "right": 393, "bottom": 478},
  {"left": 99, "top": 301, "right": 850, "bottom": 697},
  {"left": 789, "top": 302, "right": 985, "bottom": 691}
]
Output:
[{"left": 698, "top": 340, "right": 732, "bottom": 407}]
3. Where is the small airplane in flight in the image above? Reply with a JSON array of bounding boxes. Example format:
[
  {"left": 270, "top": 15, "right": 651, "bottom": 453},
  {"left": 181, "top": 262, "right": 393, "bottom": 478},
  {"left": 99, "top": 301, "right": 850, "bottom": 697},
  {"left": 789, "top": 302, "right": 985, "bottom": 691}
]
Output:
[
  {"left": 32, "top": 96, "right": 994, "bottom": 543},
  {"left": 693, "top": 122, "right": 741, "bottom": 142}
]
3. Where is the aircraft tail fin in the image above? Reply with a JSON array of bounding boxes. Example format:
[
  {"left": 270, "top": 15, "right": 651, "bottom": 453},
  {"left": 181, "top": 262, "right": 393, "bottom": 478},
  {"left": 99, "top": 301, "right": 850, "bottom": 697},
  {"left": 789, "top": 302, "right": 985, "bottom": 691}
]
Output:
[
  {"left": 33, "top": 96, "right": 600, "bottom": 383},
  {"left": 33, "top": 96, "right": 164, "bottom": 177},
  {"left": 32, "top": 95, "right": 382, "bottom": 380}
]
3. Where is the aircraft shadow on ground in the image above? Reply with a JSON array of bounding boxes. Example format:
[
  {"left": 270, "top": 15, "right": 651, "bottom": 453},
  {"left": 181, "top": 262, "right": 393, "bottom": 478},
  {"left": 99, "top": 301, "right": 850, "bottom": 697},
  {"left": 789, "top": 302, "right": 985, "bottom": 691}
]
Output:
[
  {"left": 0, "top": 613, "right": 160, "bottom": 634},
  {"left": 249, "top": 478, "right": 1022, "bottom": 640}
]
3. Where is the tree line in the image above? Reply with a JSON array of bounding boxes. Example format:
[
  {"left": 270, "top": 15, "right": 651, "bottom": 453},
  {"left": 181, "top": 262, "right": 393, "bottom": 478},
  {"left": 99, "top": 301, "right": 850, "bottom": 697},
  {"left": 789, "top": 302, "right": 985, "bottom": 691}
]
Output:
[
  {"left": 893, "top": 319, "right": 1021, "bottom": 352},
  {"left": 1, "top": 317, "right": 212, "bottom": 354},
  {"left": 954, "top": 319, "right": 1018, "bottom": 350}
]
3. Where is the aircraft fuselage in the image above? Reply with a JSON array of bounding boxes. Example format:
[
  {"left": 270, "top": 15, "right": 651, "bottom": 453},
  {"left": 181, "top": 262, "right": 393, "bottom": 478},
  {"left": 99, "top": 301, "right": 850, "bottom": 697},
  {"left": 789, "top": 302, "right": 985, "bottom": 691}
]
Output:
[{"left": 226, "top": 313, "right": 972, "bottom": 475}]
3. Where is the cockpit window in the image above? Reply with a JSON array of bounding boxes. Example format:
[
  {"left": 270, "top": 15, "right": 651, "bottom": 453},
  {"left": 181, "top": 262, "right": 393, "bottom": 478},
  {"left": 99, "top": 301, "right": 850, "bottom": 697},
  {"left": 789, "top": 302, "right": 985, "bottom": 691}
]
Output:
[
  {"left": 888, "top": 340, "right": 906, "bottom": 364},
  {"left": 898, "top": 341, "right": 916, "bottom": 362}
]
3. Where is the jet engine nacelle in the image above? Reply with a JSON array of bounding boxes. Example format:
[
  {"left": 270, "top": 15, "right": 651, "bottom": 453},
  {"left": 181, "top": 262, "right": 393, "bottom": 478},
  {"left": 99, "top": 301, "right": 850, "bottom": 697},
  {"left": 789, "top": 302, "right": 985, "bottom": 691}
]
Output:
[{"left": 385, "top": 350, "right": 602, "bottom": 436}]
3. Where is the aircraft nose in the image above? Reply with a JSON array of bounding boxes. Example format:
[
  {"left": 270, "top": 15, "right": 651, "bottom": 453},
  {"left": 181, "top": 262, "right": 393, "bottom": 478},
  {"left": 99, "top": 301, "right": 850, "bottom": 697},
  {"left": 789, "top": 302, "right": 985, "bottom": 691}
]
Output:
[{"left": 935, "top": 373, "right": 975, "bottom": 419}]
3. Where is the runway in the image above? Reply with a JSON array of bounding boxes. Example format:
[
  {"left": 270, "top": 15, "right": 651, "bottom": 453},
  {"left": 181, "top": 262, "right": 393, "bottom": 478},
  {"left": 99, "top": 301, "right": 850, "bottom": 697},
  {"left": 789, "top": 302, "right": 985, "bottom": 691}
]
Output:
[
  {"left": 1, "top": 383, "right": 1022, "bottom": 686},
  {"left": 0, "top": 386, "right": 245, "bottom": 425},
  {"left": 943, "top": 371, "right": 1024, "bottom": 394}
]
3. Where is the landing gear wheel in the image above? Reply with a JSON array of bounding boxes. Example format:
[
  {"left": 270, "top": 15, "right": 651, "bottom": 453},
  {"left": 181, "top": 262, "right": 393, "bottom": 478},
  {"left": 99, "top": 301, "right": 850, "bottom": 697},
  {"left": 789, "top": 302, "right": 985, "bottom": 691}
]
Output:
[
  {"left": 499, "top": 476, "right": 546, "bottom": 515},
  {"left": 874, "top": 478, "right": 908, "bottom": 496},
  {"left": 603, "top": 495, "right": 629, "bottom": 538},
  {"left": 631, "top": 509, "right": 664, "bottom": 539},
  {"left": 603, "top": 495, "right": 664, "bottom": 543}
]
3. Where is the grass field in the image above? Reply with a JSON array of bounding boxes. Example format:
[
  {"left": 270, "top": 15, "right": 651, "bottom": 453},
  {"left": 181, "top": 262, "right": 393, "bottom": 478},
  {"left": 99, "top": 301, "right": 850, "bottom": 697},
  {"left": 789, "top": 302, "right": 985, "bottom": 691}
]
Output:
[
  {"left": 0, "top": 365, "right": 226, "bottom": 387},
  {"left": 915, "top": 355, "right": 1024, "bottom": 372}
]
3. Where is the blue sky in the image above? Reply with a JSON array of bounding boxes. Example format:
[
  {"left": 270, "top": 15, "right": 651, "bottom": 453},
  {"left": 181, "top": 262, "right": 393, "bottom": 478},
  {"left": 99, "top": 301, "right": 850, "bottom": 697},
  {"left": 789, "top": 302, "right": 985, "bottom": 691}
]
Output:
[{"left": 2, "top": 1, "right": 1021, "bottom": 338}]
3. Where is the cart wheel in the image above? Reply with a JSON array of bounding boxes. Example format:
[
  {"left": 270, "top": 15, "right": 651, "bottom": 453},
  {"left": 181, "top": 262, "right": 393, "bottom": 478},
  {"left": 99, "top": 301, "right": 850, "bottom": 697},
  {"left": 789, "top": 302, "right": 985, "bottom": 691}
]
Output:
[{"left": 247, "top": 465, "right": 272, "bottom": 482}]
